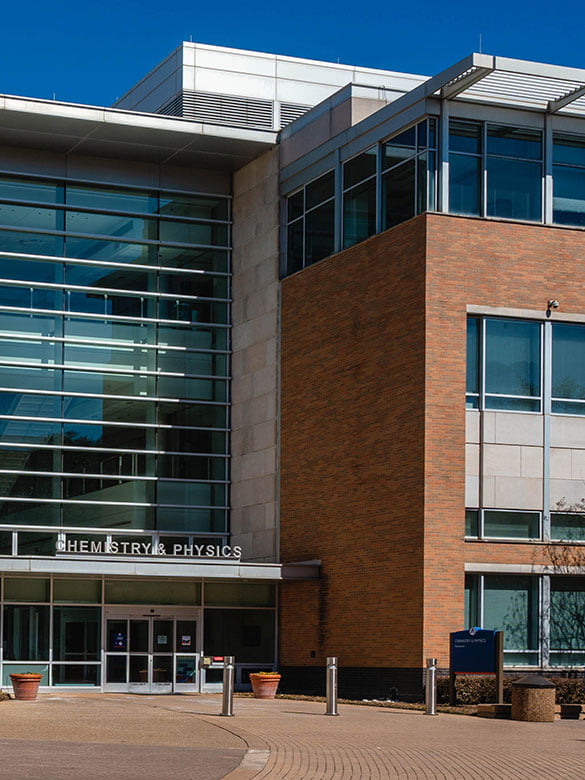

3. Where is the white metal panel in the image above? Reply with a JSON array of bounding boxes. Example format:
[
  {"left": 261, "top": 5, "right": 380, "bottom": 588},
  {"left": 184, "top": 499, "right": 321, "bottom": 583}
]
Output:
[
  {"left": 194, "top": 70, "right": 276, "bottom": 101},
  {"left": 194, "top": 48, "right": 277, "bottom": 78},
  {"left": 276, "top": 80, "right": 341, "bottom": 105},
  {"left": 275, "top": 59, "right": 354, "bottom": 87}
]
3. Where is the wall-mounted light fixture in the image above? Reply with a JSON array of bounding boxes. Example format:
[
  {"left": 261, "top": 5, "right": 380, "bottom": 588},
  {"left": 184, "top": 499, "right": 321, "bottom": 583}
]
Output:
[{"left": 546, "top": 299, "right": 560, "bottom": 318}]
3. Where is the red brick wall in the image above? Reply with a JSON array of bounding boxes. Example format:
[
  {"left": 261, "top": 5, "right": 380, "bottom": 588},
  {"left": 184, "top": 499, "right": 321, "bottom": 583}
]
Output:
[
  {"left": 423, "top": 213, "right": 585, "bottom": 663},
  {"left": 280, "top": 212, "right": 585, "bottom": 672},
  {"left": 280, "top": 218, "right": 427, "bottom": 668}
]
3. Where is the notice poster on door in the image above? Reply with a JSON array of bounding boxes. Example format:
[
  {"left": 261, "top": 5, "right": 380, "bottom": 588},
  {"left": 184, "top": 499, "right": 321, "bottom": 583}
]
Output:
[
  {"left": 181, "top": 635, "right": 192, "bottom": 647},
  {"left": 157, "top": 635, "right": 168, "bottom": 645},
  {"left": 113, "top": 632, "right": 126, "bottom": 650}
]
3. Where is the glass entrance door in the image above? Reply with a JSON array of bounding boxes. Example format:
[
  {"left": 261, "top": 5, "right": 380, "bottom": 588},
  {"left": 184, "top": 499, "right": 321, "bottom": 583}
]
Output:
[{"left": 104, "top": 612, "right": 199, "bottom": 693}]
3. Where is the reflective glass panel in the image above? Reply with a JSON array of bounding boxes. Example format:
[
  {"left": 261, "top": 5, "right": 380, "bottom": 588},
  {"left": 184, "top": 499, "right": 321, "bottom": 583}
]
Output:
[
  {"left": 485, "top": 319, "right": 540, "bottom": 398},
  {"left": 483, "top": 510, "right": 540, "bottom": 539},
  {"left": 343, "top": 148, "right": 376, "bottom": 189},
  {"left": 158, "top": 193, "right": 228, "bottom": 221},
  {"left": 105, "top": 580, "right": 201, "bottom": 605},
  {"left": 553, "top": 133, "right": 585, "bottom": 166},
  {"left": 287, "top": 220, "right": 303, "bottom": 275},
  {"left": 382, "top": 159, "right": 415, "bottom": 229},
  {"left": 0, "top": 229, "right": 63, "bottom": 257},
  {"left": 157, "top": 247, "right": 228, "bottom": 273},
  {"left": 0, "top": 177, "right": 62, "bottom": 204},
  {"left": 0, "top": 257, "right": 61, "bottom": 284},
  {"left": 158, "top": 324, "right": 228, "bottom": 351},
  {"left": 53, "top": 607, "right": 101, "bottom": 661},
  {"left": 483, "top": 575, "right": 538, "bottom": 651},
  {"left": 466, "top": 318, "right": 480, "bottom": 395},
  {"left": 305, "top": 172, "right": 334, "bottom": 210},
  {"left": 204, "top": 609, "right": 275, "bottom": 663},
  {"left": 465, "top": 509, "right": 479, "bottom": 537},
  {"left": 287, "top": 191, "right": 304, "bottom": 222},
  {"left": 343, "top": 178, "right": 376, "bottom": 249},
  {"left": 550, "top": 578, "right": 585, "bottom": 651},
  {"left": 205, "top": 583, "right": 275, "bottom": 606},
  {"left": 159, "top": 221, "right": 228, "bottom": 247},
  {"left": 305, "top": 200, "right": 334, "bottom": 265},
  {"left": 449, "top": 121, "right": 482, "bottom": 155},
  {"left": 487, "top": 158, "right": 542, "bottom": 222},
  {"left": 53, "top": 579, "right": 101, "bottom": 603},
  {"left": 65, "top": 237, "right": 154, "bottom": 265},
  {"left": 550, "top": 513, "right": 585, "bottom": 541},
  {"left": 487, "top": 125, "right": 542, "bottom": 160},
  {"left": 4, "top": 577, "right": 50, "bottom": 601},
  {"left": 449, "top": 154, "right": 481, "bottom": 216},
  {"left": 3, "top": 605, "right": 50, "bottom": 659},
  {"left": 0, "top": 203, "right": 63, "bottom": 231},
  {"left": 552, "top": 323, "right": 585, "bottom": 400},
  {"left": 553, "top": 165, "right": 585, "bottom": 227},
  {"left": 66, "top": 212, "right": 157, "bottom": 241},
  {"left": 66, "top": 186, "right": 156, "bottom": 213}
]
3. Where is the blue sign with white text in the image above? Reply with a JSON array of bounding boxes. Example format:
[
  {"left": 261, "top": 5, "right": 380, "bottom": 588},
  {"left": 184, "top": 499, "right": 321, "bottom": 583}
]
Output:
[{"left": 450, "top": 628, "right": 497, "bottom": 674}]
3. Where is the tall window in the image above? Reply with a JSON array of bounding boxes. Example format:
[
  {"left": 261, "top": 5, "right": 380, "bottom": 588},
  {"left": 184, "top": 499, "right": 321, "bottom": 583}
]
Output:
[
  {"left": 450, "top": 121, "right": 543, "bottom": 222},
  {"left": 466, "top": 317, "right": 541, "bottom": 411},
  {"left": 553, "top": 133, "right": 585, "bottom": 227},
  {"left": 286, "top": 171, "right": 335, "bottom": 275},
  {"left": 343, "top": 148, "right": 377, "bottom": 249}
]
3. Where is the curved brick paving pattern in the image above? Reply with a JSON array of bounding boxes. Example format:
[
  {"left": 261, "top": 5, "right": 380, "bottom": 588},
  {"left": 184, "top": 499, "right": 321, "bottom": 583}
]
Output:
[{"left": 2, "top": 694, "right": 585, "bottom": 779}]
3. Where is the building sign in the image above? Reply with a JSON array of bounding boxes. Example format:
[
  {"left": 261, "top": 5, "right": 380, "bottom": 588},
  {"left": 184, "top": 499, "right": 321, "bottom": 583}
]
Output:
[
  {"left": 55, "top": 540, "right": 242, "bottom": 559},
  {"left": 113, "top": 632, "right": 127, "bottom": 650},
  {"left": 450, "top": 627, "right": 498, "bottom": 674}
]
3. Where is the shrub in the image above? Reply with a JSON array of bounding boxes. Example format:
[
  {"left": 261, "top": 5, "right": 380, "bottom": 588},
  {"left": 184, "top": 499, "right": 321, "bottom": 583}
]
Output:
[{"left": 436, "top": 675, "right": 584, "bottom": 705}]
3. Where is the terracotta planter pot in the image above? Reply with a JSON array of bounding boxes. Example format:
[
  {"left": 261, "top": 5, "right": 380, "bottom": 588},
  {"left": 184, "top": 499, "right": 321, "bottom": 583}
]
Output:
[
  {"left": 249, "top": 673, "right": 281, "bottom": 699},
  {"left": 10, "top": 673, "right": 43, "bottom": 701}
]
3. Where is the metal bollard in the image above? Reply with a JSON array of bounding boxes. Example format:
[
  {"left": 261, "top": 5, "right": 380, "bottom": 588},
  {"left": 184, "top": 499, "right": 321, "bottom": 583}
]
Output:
[
  {"left": 221, "top": 656, "right": 235, "bottom": 717},
  {"left": 425, "top": 657, "right": 438, "bottom": 716},
  {"left": 325, "top": 656, "right": 339, "bottom": 716}
]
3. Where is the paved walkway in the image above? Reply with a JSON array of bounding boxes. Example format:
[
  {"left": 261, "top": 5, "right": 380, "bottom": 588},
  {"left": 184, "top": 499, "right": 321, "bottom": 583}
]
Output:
[{"left": 1, "top": 693, "right": 584, "bottom": 779}]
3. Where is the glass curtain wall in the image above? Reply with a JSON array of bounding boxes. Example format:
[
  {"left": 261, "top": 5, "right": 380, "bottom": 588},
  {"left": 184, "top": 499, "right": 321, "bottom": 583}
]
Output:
[{"left": 0, "top": 175, "right": 230, "bottom": 542}]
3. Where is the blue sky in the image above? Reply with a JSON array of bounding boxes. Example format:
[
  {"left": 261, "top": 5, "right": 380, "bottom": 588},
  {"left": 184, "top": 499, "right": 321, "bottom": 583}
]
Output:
[{"left": 2, "top": 0, "right": 583, "bottom": 106}]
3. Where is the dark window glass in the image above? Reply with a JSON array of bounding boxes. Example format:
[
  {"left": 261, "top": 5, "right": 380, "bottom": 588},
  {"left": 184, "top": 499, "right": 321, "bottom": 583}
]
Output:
[
  {"left": 343, "top": 178, "right": 376, "bottom": 249},
  {"left": 466, "top": 318, "right": 480, "bottom": 396},
  {"left": 157, "top": 246, "right": 229, "bottom": 274},
  {"left": 3, "top": 605, "right": 50, "bottom": 660},
  {"left": 156, "top": 506, "right": 226, "bottom": 533},
  {"left": 66, "top": 212, "right": 157, "bottom": 241},
  {"left": 17, "top": 533, "right": 56, "bottom": 555},
  {"left": 0, "top": 501, "right": 59, "bottom": 525},
  {"left": 305, "top": 200, "right": 334, "bottom": 265},
  {"left": 157, "top": 401, "right": 227, "bottom": 429},
  {"left": 551, "top": 513, "right": 585, "bottom": 541},
  {"left": 66, "top": 237, "right": 154, "bottom": 265},
  {"left": 157, "top": 482, "right": 227, "bottom": 507},
  {"left": 159, "top": 220, "right": 228, "bottom": 247},
  {"left": 53, "top": 665, "right": 100, "bottom": 686},
  {"left": 158, "top": 324, "right": 228, "bottom": 352},
  {"left": 0, "top": 338, "right": 57, "bottom": 365},
  {"left": 483, "top": 511, "right": 540, "bottom": 539},
  {"left": 0, "top": 258, "right": 61, "bottom": 284},
  {"left": 553, "top": 165, "right": 585, "bottom": 227},
  {"left": 159, "top": 429, "right": 226, "bottom": 454},
  {"left": 550, "top": 578, "right": 585, "bottom": 650},
  {"left": 62, "top": 502, "right": 154, "bottom": 529},
  {"left": 465, "top": 509, "right": 479, "bottom": 537},
  {"left": 450, "top": 154, "right": 481, "bottom": 216},
  {"left": 63, "top": 423, "right": 150, "bottom": 451},
  {"left": 157, "top": 350, "right": 227, "bottom": 377},
  {"left": 553, "top": 133, "right": 585, "bottom": 166},
  {"left": 0, "top": 203, "right": 63, "bottom": 231},
  {"left": 485, "top": 319, "right": 540, "bottom": 399},
  {"left": 158, "top": 194, "right": 228, "bottom": 221},
  {"left": 343, "top": 148, "right": 376, "bottom": 189},
  {"left": 0, "top": 229, "right": 63, "bottom": 257},
  {"left": 159, "top": 273, "right": 228, "bottom": 299},
  {"left": 204, "top": 609, "right": 275, "bottom": 663},
  {"left": 382, "top": 159, "right": 415, "bottom": 229},
  {"left": 286, "top": 220, "right": 304, "bottom": 275},
  {"left": 450, "top": 121, "right": 482, "bottom": 155},
  {"left": 487, "top": 126, "right": 542, "bottom": 160},
  {"left": 65, "top": 263, "right": 150, "bottom": 292},
  {"left": 62, "top": 449, "right": 152, "bottom": 477},
  {"left": 0, "top": 177, "right": 62, "bottom": 204},
  {"left": 65, "top": 318, "right": 151, "bottom": 345},
  {"left": 486, "top": 158, "right": 542, "bottom": 222},
  {"left": 305, "top": 172, "right": 334, "bottom": 210},
  {"left": 416, "top": 153, "right": 428, "bottom": 215},
  {"left": 483, "top": 575, "right": 538, "bottom": 651},
  {"left": 553, "top": 324, "right": 585, "bottom": 401},
  {"left": 157, "top": 455, "right": 226, "bottom": 481},
  {"left": 52, "top": 607, "right": 101, "bottom": 662},
  {"left": 0, "top": 530, "right": 12, "bottom": 554},
  {"left": 383, "top": 128, "right": 416, "bottom": 171},
  {"left": 287, "top": 191, "right": 304, "bottom": 222},
  {"left": 157, "top": 376, "right": 226, "bottom": 402},
  {"left": 66, "top": 186, "right": 156, "bottom": 214}
]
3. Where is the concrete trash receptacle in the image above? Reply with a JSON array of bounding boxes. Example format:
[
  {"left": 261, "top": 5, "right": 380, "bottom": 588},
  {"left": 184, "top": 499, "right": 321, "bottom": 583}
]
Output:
[{"left": 511, "top": 676, "right": 556, "bottom": 722}]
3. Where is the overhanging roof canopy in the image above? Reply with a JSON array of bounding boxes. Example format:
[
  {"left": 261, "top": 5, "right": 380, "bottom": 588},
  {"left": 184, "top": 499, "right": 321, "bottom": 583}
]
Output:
[
  {"left": 431, "top": 53, "right": 585, "bottom": 116},
  {"left": 0, "top": 94, "right": 277, "bottom": 171}
]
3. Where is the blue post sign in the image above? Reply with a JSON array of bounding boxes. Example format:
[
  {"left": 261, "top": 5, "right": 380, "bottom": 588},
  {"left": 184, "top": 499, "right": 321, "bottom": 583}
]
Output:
[{"left": 450, "top": 627, "right": 497, "bottom": 674}]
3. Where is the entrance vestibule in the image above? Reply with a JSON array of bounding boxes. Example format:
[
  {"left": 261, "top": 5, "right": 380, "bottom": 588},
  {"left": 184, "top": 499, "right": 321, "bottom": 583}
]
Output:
[{"left": 104, "top": 609, "right": 200, "bottom": 693}]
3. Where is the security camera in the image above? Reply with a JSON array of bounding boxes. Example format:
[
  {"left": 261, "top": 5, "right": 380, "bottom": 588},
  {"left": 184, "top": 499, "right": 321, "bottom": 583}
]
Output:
[{"left": 547, "top": 300, "right": 560, "bottom": 309}]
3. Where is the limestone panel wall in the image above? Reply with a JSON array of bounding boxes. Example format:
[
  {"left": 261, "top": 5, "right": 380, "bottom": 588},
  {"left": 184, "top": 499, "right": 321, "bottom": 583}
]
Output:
[{"left": 230, "top": 148, "right": 280, "bottom": 562}]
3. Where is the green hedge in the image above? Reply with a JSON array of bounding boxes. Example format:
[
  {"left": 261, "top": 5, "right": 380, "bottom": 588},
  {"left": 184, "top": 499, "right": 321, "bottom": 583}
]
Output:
[{"left": 436, "top": 676, "right": 584, "bottom": 705}]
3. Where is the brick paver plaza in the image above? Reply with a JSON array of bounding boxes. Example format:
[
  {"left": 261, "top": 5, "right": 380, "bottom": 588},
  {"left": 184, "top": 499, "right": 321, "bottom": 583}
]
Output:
[{"left": 0, "top": 693, "right": 583, "bottom": 779}]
